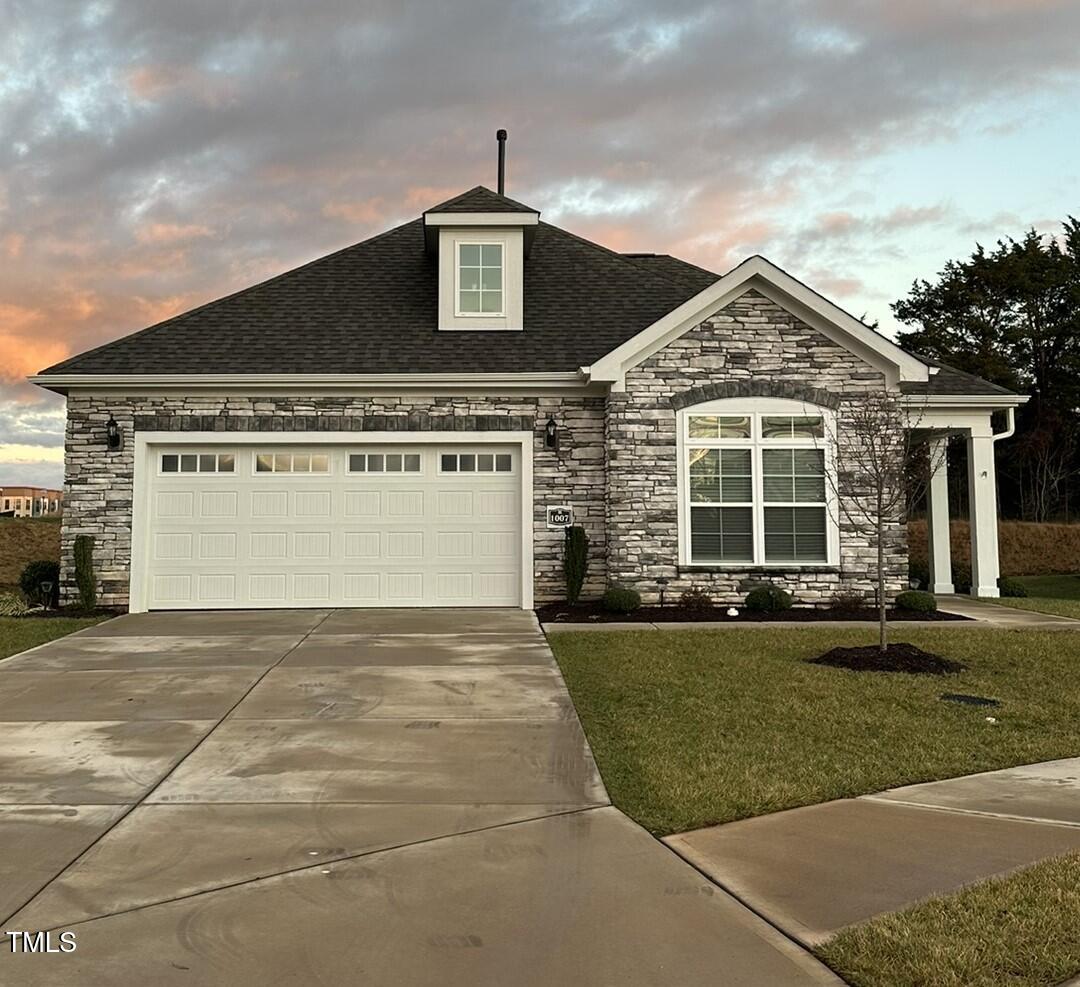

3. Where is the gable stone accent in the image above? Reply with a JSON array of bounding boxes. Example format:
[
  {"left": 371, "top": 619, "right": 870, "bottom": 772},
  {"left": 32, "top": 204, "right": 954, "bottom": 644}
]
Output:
[
  {"left": 606, "top": 288, "right": 906, "bottom": 606},
  {"left": 61, "top": 395, "right": 605, "bottom": 609},
  {"left": 669, "top": 380, "right": 841, "bottom": 412}
]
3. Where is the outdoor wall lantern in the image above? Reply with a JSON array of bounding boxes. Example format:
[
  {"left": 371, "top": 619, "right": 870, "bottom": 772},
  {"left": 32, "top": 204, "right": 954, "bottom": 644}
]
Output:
[
  {"left": 105, "top": 416, "right": 123, "bottom": 452},
  {"left": 544, "top": 416, "right": 559, "bottom": 451}
]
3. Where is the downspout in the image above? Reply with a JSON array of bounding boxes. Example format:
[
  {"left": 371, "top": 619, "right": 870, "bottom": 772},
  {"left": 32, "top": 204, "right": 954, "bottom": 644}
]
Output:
[
  {"left": 992, "top": 406, "right": 1016, "bottom": 444},
  {"left": 992, "top": 407, "right": 1016, "bottom": 443}
]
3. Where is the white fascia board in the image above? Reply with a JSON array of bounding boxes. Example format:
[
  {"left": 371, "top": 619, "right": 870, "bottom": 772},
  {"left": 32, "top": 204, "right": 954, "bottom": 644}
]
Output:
[
  {"left": 424, "top": 213, "right": 539, "bottom": 227},
  {"left": 584, "top": 255, "right": 930, "bottom": 386},
  {"left": 29, "top": 371, "right": 591, "bottom": 395},
  {"left": 901, "top": 393, "right": 1029, "bottom": 409}
]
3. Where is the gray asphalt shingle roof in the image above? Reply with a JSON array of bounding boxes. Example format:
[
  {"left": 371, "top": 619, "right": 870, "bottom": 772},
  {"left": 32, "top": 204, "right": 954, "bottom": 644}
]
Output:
[
  {"left": 36, "top": 186, "right": 1017, "bottom": 399},
  {"left": 41, "top": 212, "right": 704, "bottom": 375}
]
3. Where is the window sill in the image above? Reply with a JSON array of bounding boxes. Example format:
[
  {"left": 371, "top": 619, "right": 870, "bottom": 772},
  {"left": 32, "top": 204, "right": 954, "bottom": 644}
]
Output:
[{"left": 679, "top": 563, "right": 840, "bottom": 573}]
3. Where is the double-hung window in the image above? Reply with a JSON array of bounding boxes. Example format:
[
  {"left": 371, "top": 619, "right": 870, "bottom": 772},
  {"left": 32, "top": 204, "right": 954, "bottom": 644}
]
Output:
[
  {"left": 682, "top": 400, "right": 833, "bottom": 565},
  {"left": 457, "top": 243, "right": 503, "bottom": 315}
]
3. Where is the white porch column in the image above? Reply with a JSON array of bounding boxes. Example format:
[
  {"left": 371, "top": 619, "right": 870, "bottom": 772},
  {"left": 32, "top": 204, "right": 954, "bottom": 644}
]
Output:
[
  {"left": 966, "top": 430, "right": 1001, "bottom": 597},
  {"left": 926, "top": 436, "right": 953, "bottom": 594}
]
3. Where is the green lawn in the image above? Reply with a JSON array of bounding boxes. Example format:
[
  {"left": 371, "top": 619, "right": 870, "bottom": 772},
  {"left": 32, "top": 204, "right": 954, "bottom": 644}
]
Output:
[
  {"left": 550, "top": 627, "right": 1080, "bottom": 836},
  {"left": 817, "top": 852, "right": 1080, "bottom": 987},
  {"left": 995, "top": 574, "right": 1080, "bottom": 620},
  {"left": 0, "top": 616, "right": 107, "bottom": 661}
]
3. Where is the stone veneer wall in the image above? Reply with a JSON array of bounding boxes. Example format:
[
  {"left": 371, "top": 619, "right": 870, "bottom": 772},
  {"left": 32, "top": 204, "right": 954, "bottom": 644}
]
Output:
[
  {"left": 606, "top": 288, "right": 908, "bottom": 606},
  {"left": 61, "top": 395, "right": 606, "bottom": 608}
]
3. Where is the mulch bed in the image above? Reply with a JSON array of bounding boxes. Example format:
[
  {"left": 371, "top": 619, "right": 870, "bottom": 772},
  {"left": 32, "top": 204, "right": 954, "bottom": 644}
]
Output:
[
  {"left": 808, "top": 643, "right": 966, "bottom": 675},
  {"left": 536, "top": 602, "right": 969, "bottom": 624},
  {"left": 19, "top": 606, "right": 118, "bottom": 620}
]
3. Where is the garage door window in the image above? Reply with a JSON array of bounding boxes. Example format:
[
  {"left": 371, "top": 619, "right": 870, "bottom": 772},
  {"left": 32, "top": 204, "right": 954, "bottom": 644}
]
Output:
[
  {"left": 161, "top": 452, "right": 235, "bottom": 474},
  {"left": 440, "top": 452, "right": 513, "bottom": 473},
  {"left": 349, "top": 452, "right": 422, "bottom": 473},
  {"left": 255, "top": 453, "right": 330, "bottom": 474}
]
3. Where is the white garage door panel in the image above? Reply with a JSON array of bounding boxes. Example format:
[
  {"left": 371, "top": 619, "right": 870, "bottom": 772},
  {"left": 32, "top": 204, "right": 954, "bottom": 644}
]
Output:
[{"left": 144, "top": 445, "right": 522, "bottom": 609}]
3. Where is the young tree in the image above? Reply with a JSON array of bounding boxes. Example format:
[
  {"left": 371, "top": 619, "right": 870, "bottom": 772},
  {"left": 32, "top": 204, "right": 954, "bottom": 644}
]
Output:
[{"left": 824, "top": 389, "right": 944, "bottom": 653}]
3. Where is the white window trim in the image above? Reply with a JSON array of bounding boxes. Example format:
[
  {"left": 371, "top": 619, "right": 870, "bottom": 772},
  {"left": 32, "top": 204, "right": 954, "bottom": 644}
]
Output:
[
  {"left": 454, "top": 240, "right": 505, "bottom": 318},
  {"left": 676, "top": 397, "right": 840, "bottom": 568},
  {"left": 130, "top": 431, "right": 535, "bottom": 614}
]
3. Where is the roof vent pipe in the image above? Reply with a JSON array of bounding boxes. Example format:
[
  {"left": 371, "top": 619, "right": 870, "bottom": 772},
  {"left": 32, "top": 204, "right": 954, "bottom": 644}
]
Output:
[{"left": 496, "top": 129, "right": 507, "bottom": 195}]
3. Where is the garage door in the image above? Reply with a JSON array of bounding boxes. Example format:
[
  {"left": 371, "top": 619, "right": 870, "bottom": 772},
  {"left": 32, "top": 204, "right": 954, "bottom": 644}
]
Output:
[{"left": 143, "top": 444, "right": 522, "bottom": 609}]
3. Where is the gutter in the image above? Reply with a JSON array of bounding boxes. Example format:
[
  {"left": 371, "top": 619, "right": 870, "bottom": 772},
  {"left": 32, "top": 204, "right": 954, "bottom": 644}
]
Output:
[{"left": 28, "top": 370, "right": 593, "bottom": 395}]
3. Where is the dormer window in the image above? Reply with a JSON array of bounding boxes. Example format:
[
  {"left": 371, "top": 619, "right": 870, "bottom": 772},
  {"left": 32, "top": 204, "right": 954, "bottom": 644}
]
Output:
[{"left": 458, "top": 243, "right": 504, "bottom": 316}]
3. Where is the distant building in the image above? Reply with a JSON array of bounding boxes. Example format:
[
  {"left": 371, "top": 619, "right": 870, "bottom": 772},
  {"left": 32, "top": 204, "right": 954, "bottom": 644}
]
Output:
[{"left": 0, "top": 487, "right": 63, "bottom": 518}]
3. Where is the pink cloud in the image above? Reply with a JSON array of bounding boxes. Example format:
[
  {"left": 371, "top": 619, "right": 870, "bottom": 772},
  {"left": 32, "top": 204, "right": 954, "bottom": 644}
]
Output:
[{"left": 135, "top": 222, "right": 215, "bottom": 245}]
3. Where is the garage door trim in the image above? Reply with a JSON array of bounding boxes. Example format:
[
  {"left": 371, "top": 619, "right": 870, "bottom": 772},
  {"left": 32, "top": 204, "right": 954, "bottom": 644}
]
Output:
[{"left": 129, "top": 430, "right": 535, "bottom": 613}]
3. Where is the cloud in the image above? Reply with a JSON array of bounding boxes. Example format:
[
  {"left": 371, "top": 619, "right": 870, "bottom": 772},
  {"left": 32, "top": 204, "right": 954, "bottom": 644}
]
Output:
[
  {"left": 0, "top": 454, "right": 64, "bottom": 490},
  {"left": 1, "top": 0, "right": 1078, "bottom": 454}
]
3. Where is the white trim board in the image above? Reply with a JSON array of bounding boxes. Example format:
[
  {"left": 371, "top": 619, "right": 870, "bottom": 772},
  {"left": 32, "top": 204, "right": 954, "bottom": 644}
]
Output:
[
  {"left": 423, "top": 212, "right": 539, "bottom": 227},
  {"left": 583, "top": 255, "right": 930, "bottom": 389},
  {"left": 30, "top": 371, "right": 592, "bottom": 396},
  {"left": 129, "top": 430, "right": 535, "bottom": 614}
]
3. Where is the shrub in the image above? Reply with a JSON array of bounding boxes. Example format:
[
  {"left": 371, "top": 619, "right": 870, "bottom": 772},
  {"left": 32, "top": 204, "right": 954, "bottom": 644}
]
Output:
[
  {"left": 744, "top": 584, "right": 793, "bottom": 613},
  {"left": 74, "top": 534, "right": 97, "bottom": 611},
  {"left": 952, "top": 564, "right": 972, "bottom": 594},
  {"left": 563, "top": 526, "right": 589, "bottom": 605},
  {"left": 0, "top": 592, "right": 30, "bottom": 617},
  {"left": 830, "top": 589, "right": 867, "bottom": 611},
  {"left": 998, "top": 575, "right": 1028, "bottom": 598},
  {"left": 19, "top": 560, "right": 60, "bottom": 607},
  {"left": 908, "top": 559, "right": 929, "bottom": 589},
  {"left": 602, "top": 586, "right": 642, "bottom": 614},
  {"left": 678, "top": 586, "right": 713, "bottom": 611},
  {"left": 895, "top": 589, "right": 938, "bottom": 613}
]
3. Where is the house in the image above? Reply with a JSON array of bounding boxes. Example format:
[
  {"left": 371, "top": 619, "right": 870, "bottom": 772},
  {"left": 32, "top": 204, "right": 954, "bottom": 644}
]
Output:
[
  {"left": 0, "top": 486, "right": 63, "bottom": 518},
  {"left": 31, "top": 182, "right": 1023, "bottom": 612}
]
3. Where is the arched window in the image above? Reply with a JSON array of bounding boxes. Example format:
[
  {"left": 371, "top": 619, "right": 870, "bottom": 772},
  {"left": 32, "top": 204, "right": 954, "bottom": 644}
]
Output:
[{"left": 676, "top": 397, "right": 839, "bottom": 566}]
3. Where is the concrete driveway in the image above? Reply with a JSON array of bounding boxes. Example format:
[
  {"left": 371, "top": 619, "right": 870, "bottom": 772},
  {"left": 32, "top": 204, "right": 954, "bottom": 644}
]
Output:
[{"left": 0, "top": 609, "right": 837, "bottom": 985}]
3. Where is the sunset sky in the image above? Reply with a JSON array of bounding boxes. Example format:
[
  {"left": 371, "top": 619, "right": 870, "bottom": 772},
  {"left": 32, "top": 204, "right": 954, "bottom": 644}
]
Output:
[{"left": 2, "top": 0, "right": 1078, "bottom": 489}]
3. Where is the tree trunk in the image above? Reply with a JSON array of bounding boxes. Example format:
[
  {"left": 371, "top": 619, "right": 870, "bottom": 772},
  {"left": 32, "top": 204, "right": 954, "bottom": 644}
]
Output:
[{"left": 877, "top": 492, "right": 887, "bottom": 654}]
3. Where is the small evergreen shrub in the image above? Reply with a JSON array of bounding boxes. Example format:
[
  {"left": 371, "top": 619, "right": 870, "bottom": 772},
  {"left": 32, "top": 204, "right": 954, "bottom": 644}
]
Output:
[
  {"left": 602, "top": 586, "right": 642, "bottom": 613},
  {"left": 678, "top": 586, "right": 713, "bottom": 610},
  {"left": 830, "top": 590, "right": 867, "bottom": 611},
  {"left": 0, "top": 593, "right": 30, "bottom": 617},
  {"left": 744, "top": 584, "right": 793, "bottom": 613},
  {"left": 908, "top": 559, "right": 929, "bottom": 589},
  {"left": 563, "top": 526, "right": 589, "bottom": 605},
  {"left": 74, "top": 534, "right": 97, "bottom": 611},
  {"left": 952, "top": 564, "right": 972, "bottom": 594},
  {"left": 895, "top": 589, "right": 938, "bottom": 613},
  {"left": 997, "top": 576, "right": 1028, "bottom": 598},
  {"left": 19, "top": 560, "right": 60, "bottom": 607}
]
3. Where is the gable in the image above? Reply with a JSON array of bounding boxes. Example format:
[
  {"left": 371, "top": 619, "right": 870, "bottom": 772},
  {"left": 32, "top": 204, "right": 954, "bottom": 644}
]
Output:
[
  {"left": 627, "top": 288, "right": 886, "bottom": 393},
  {"left": 584, "top": 255, "right": 930, "bottom": 390}
]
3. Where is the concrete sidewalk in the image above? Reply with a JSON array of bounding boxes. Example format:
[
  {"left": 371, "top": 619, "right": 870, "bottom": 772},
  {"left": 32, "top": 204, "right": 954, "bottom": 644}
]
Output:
[
  {"left": 0, "top": 609, "right": 839, "bottom": 986},
  {"left": 665, "top": 757, "right": 1080, "bottom": 948}
]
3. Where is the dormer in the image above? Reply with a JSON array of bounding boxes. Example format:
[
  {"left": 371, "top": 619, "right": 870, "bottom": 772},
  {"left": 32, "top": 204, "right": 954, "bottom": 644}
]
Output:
[{"left": 423, "top": 186, "right": 539, "bottom": 331}]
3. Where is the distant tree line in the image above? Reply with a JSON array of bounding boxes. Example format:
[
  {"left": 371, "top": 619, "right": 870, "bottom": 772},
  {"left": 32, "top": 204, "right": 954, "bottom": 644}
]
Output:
[{"left": 894, "top": 219, "right": 1080, "bottom": 522}]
